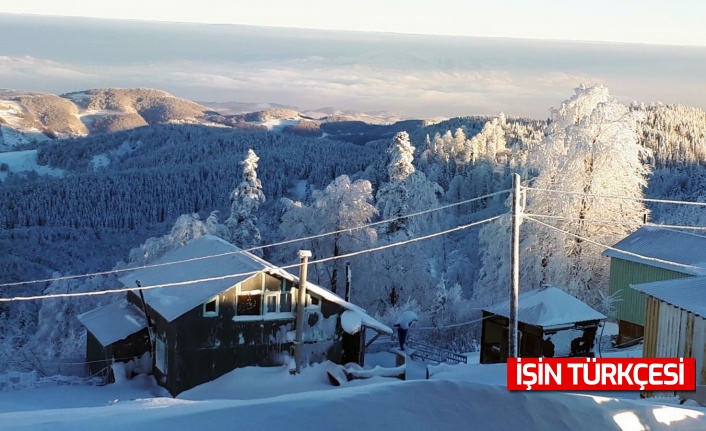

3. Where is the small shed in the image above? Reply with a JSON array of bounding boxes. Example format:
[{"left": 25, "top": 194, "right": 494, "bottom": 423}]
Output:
[
  {"left": 632, "top": 277, "right": 706, "bottom": 398},
  {"left": 480, "top": 286, "right": 606, "bottom": 364},
  {"left": 603, "top": 227, "right": 706, "bottom": 342},
  {"left": 78, "top": 299, "right": 151, "bottom": 377}
]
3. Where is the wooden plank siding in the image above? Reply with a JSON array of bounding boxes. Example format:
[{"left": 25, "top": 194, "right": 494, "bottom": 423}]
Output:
[
  {"left": 609, "top": 258, "right": 691, "bottom": 326},
  {"left": 643, "top": 297, "right": 706, "bottom": 398},
  {"left": 643, "top": 296, "right": 659, "bottom": 358}
]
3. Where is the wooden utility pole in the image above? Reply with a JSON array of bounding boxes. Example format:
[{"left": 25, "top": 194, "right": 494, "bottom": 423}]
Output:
[
  {"left": 509, "top": 173, "right": 522, "bottom": 359},
  {"left": 294, "top": 250, "right": 312, "bottom": 374}
]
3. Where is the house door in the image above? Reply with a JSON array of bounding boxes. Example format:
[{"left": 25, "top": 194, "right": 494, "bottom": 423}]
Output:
[{"left": 342, "top": 331, "right": 363, "bottom": 365}]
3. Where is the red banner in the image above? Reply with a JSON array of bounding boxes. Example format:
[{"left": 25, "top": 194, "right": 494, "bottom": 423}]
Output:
[{"left": 507, "top": 357, "right": 696, "bottom": 391}]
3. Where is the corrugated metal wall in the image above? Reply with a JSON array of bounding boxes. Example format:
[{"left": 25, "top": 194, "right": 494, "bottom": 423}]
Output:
[
  {"left": 608, "top": 258, "right": 690, "bottom": 325},
  {"left": 644, "top": 296, "right": 706, "bottom": 397}
]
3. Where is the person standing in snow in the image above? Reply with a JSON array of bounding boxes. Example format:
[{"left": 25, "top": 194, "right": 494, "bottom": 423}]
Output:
[{"left": 394, "top": 310, "right": 418, "bottom": 351}]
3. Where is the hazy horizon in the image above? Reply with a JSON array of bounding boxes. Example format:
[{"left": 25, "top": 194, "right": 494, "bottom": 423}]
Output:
[{"left": 2, "top": 14, "right": 705, "bottom": 119}]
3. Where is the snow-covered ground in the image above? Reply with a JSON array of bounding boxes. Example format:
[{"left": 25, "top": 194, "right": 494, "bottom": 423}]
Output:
[
  {"left": 0, "top": 150, "right": 64, "bottom": 180},
  {"left": 75, "top": 109, "right": 127, "bottom": 129},
  {"left": 90, "top": 140, "right": 143, "bottom": 170},
  {"left": 1, "top": 344, "right": 705, "bottom": 431},
  {"left": 252, "top": 118, "right": 301, "bottom": 131}
]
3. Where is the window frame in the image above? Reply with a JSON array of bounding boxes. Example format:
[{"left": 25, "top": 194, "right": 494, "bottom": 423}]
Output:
[
  {"left": 236, "top": 290, "right": 263, "bottom": 316},
  {"left": 202, "top": 295, "right": 219, "bottom": 317}
]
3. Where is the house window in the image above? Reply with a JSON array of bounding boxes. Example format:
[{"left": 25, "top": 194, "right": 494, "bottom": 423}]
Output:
[
  {"left": 203, "top": 296, "right": 219, "bottom": 317},
  {"left": 280, "top": 292, "right": 292, "bottom": 312},
  {"left": 280, "top": 279, "right": 292, "bottom": 313},
  {"left": 155, "top": 336, "right": 167, "bottom": 374},
  {"left": 266, "top": 294, "right": 278, "bottom": 313},
  {"left": 264, "top": 292, "right": 293, "bottom": 314},
  {"left": 237, "top": 292, "right": 262, "bottom": 316}
]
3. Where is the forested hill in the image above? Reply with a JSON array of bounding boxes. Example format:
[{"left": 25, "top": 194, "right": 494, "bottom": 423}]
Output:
[
  {"left": 0, "top": 126, "right": 378, "bottom": 279},
  {"left": 2, "top": 101, "right": 706, "bottom": 287}
]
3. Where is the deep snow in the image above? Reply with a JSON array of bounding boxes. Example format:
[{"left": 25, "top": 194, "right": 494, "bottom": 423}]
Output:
[{"left": 1, "top": 346, "right": 705, "bottom": 431}]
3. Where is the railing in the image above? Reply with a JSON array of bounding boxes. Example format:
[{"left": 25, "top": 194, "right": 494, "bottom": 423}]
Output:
[{"left": 404, "top": 339, "right": 467, "bottom": 364}]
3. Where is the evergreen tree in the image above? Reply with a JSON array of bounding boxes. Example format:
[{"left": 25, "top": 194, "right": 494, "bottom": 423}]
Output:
[
  {"left": 377, "top": 131, "right": 442, "bottom": 238},
  {"left": 226, "top": 149, "right": 266, "bottom": 255}
]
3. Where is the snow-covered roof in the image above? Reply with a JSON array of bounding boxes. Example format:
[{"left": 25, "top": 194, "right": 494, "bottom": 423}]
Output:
[
  {"left": 484, "top": 286, "right": 606, "bottom": 330},
  {"left": 119, "top": 235, "right": 391, "bottom": 334},
  {"left": 631, "top": 277, "right": 706, "bottom": 318},
  {"left": 603, "top": 226, "right": 706, "bottom": 275},
  {"left": 119, "top": 235, "right": 269, "bottom": 322},
  {"left": 78, "top": 299, "right": 147, "bottom": 346}
]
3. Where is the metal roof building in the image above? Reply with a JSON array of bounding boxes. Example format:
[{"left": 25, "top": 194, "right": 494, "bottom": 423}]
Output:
[
  {"left": 632, "top": 277, "right": 706, "bottom": 399},
  {"left": 603, "top": 226, "right": 706, "bottom": 342}
]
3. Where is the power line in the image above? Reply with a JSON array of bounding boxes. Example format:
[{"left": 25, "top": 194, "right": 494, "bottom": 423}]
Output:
[
  {"left": 526, "top": 187, "right": 706, "bottom": 207},
  {"left": 526, "top": 212, "right": 706, "bottom": 232},
  {"left": 0, "top": 269, "right": 264, "bottom": 303},
  {"left": 309, "top": 215, "right": 502, "bottom": 266},
  {"left": 0, "top": 189, "right": 511, "bottom": 289},
  {"left": 0, "top": 214, "right": 503, "bottom": 303},
  {"left": 415, "top": 313, "right": 490, "bottom": 331},
  {"left": 524, "top": 213, "right": 643, "bottom": 227},
  {"left": 523, "top": 215, "right": 704, "bottom": 274}
]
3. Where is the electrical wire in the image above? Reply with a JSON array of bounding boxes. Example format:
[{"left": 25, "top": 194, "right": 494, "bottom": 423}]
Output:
[
  {"left": 525, "top": 213, "right": 706, "bottom": 232},
  {"left": 0, "top": 214, "right": 503, "bottom": 303},
  {"left": 526, "top": 187, "right": 706, "bottom": 207},
  {"left": 308, "top": 215, "right": 502, "bottom": 266},
  {"left": 0, "top": 189, "right": 511, "bottom": 289},
  {"left": 415, "top": 313, "right": 490, "bottom": 330},
  {"left": 523, "top": 215, "right": 704, "bottom": 273},
  {"left": 523, "top": 213, "right": 642, "bottom": 227}
]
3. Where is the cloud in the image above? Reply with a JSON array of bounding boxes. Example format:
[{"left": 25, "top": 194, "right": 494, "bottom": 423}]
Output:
[{"left": 0, "top": 56, "right": 92, "bottom": 79}]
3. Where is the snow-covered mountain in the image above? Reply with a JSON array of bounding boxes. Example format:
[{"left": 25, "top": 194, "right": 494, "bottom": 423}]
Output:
[
  {"left": 0, "top": 88, "right": 213, "bottom": 148},
  {"left": 0, "top": 88, "right": 413, "bottom": 151}
]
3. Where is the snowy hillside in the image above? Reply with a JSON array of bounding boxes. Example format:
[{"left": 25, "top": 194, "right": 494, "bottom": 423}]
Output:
[{"left": 0, "top": 149, "right": 64, "bottom": 180}]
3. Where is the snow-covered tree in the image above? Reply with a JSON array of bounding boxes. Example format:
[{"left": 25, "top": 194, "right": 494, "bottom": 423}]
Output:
[
  {"left": 279, "top": 175, "right": 377, "bottom": 293},
  {"left": 128, "top": 213, "right": 214, "bottom": 266},
  {"left": 475, "top": 84, "right": 650, "bottom": 308},
  {"left": 377, "top": 132, "right": 443, "bottom": 238},
  {"left": 226, "top": 149, "right": 266, "bottom": 255}
]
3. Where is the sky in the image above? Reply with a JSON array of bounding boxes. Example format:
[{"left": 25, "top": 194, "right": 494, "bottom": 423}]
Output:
[
  {"left": 2, "top": 0, "right": 706, "bottom": 46},
  {"left": 1, "top": 10, "right": 705, "bottom": 118}
]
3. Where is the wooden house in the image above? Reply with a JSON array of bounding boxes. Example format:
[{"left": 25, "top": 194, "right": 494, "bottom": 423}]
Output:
[
  {"left": 79, "top": 235, "right": 392, "bottom": 396},
  {"left": 603, "top": 227, "right": 706, "bottom": 343},
  {"left": 632, "top": 277, "right": 706, "bottom": 399},
  {"left": 480, "top": 286, "right": 605, "bottom": 363}
]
